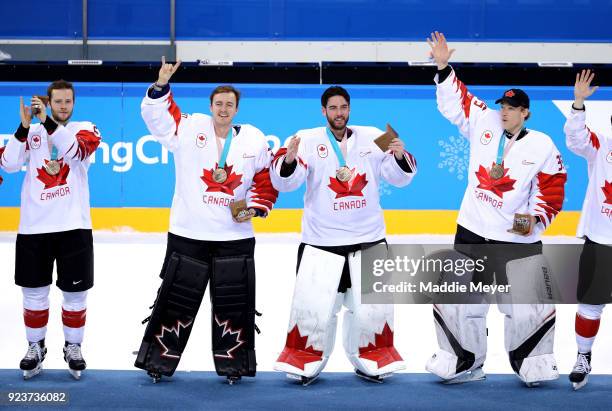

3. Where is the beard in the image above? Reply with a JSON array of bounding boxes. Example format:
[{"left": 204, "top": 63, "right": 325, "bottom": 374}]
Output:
[
  {"left": 51, "top": 109, "right": 73, "bottom": 124},
  {"left": 327, "top": 114, "right": 349, "bottom": 131}
]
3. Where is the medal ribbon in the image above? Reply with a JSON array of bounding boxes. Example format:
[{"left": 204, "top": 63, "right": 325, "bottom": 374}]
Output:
[
  {"left": 495, "top": 128, "right": 522, "bottom": 165},
  {"left": 47, "top": 137, "right": 58, "bottom": 161},
  {"left": 325, "top": 128, "right": 347, "bottom": 168},
  {"left": 218, "top": 126, "right": 234, "bottom": 168}
]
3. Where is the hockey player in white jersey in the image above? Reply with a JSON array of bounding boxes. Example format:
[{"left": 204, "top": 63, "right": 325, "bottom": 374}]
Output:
[
  {"left": 135, "top": 57, "right": 278, "bottom": 384},
  {"left": 271, "top": 85, "right": 417, "bottom": 385},
  {"left": 0, "top": 80, "right": 101, "bottom": 380},
  {"left": 564, "top": 69, "right": 612, "bottom": 390},
  {"left": 425, "top": 32, "right": 567, "bottom": 386}
]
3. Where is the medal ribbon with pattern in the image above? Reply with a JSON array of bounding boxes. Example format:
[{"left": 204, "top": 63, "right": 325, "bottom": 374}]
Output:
[
  {"left": 44, "top": 137, "right": 60, "bottom": 176},
  {"left": 325, "top": 127, "right": 352, "bottom": 182},
  {"left": 213, "top": 126, "right": 234, "bottom": 183},
  {"left": 491, "top": 128, "right": 523, "bottom": 180}
]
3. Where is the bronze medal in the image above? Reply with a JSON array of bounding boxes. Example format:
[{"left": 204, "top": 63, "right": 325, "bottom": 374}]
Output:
[
  {"left": 236, "top": 209, "right": 250, "bottom": 219},
  {"left": 213, "top": 168, "right": 227, "bottom": 183},
  {"left": 336, "top": 166, "right": 352, "bottom": 182},
  {"left": 490, "top": 163, "right": 504, "bottom": 180},
  {"left": 512, "top": 213, "right": 532, "bottom": 235},
  {"left": 45, "top": 160, "right": 60, "bottom": 176}
]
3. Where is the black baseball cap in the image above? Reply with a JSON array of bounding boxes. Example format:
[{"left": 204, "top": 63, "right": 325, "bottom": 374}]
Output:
[{"left": 495, "top": 89, "right": 530, "bottom": 109}]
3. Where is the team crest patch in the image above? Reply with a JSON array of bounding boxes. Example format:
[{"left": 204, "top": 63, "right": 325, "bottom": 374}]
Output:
[
  {"left": 317, "top": 144, "right": 328, "bottom": 158},
  {"left": 31, "top": 135, "right": 42, "bottom": 149},
  {"left": 480, "top": 130, "right": 493, "bottom": 145},
  {"left": 196, "top": 133, "right": 207, "bottom": 148}
]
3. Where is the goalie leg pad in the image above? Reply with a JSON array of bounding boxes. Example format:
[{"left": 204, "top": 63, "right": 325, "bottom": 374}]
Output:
[
  {"left": 135, "top": 253, "right": 209, "bottom": 377},
  {"left": 504, "top": 254, "right": 560, "bottom": 304},
  {"left": 275, "top": 246, "right": 345, "bottom": 378},
  {"left": 211, "top": 255, "right": 257, "bottom": 377},
  {"left": 343, "top": 250, "right": 405, "bottom": 376},
  {"left": 426, "top": 303, "right": 488, "bottom": 380},
  {"left": 501, "top": 303, "right": 559, "bottom": 383}
]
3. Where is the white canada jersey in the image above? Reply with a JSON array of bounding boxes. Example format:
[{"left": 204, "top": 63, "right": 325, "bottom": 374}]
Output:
[
  {"left": 0, "top": 121, "right": 101, "bottom": 234},
  {"left": 435, "top": 69, "right": 567, "bottom": 243},
  {"left": 270, "top": 126, "right": 417, "bottom": 246},
  {"left": 141, "top": 87, "right": 277, "bottom": 241},
  {"left": 564, "top": 109, "right": 612, "bottom": 244}
]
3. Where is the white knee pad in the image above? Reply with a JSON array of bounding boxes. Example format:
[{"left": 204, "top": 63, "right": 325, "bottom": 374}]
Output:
[
  {"left": 62, "top": 290, "right": 88, "bottom": 311},
  {"left": 275, "top": 246, "right": 345, "bottom": 378},
  {"left": 504, "top": 254, "right": 561, "bottom": 304},
  {"left": 426, "top": 303, "right": 489, "bottom": 380},
  {"left": 22, "top": 286, "right": 51, "bottom": 310},
  {"left": 577, "top": 303, "right": 605, "bottom": 320},
  {"left": 500, "top": 303, "right": 559, "bottom": 383}
]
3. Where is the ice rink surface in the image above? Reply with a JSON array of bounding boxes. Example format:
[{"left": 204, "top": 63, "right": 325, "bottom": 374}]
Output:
[{"left": 1, "top": 232, "right": 611, "bottom": 379}]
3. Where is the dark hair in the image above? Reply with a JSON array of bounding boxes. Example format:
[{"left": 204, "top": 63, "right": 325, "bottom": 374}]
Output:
[
  {"left": 321, "top": 86, "right": 350, "bottom": 107},
  {"left": 525, "top": 110, "right": 531, "bottom": 121},
  {"left": 210, "top": 85, "right": 241, "bottom": 107},
  {"left": 47, "top": 79, "right": 75, "bottom": 101}
]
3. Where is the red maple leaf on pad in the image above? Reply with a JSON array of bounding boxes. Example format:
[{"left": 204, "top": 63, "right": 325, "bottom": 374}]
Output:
[
  {"left": 358, "top": 322, "right": 403, "bottom": 369},
  {"left": 276, "top": 324, "right": 323, "bottom": 370},
  {"left": 328, "top": 169, "right": 368, "bottom": 199},
  {"left": 201, "top": 163, "right": 243, "bottom": 195},
  {"left": 603, "top": 180, "right": 612, "bottom": 205},
  {"left": 475, "top": 162, "right": 516, "bottom": 198},
  {"left": 36, "top": 159, "right": 70, "bottom": 189}
]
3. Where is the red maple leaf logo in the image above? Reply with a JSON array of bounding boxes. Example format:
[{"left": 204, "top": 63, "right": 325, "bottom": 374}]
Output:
[
  {"left": 276, "top": 324, "right": 323, "bottom": 370},
  {"left": 328, "top": 169, "right": 368, "bottom": 199},
  {"left": 213, "top": 316, "right": 245, "bottom": 359},
  {"left": 201, "top": 163, "right": 243, "bottom": 195},
  {"left": 358, "top": 322, "right": 403, "bottom": 369},
  {"left": 505, "top": 90, "right": 515, "bottom": 97},
  {"left": 602, "top": 180, "right": 612, "bottom": 205},
  {"left": 475, "top": 162, "right": 516, "bottom": 198},
  {"left": 36, "top": 159, "right": 70, "bottom": 189}
]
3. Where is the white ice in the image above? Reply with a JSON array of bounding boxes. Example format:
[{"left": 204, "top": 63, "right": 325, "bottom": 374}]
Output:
[{"left": 1, "top": 232, "right": 610, "bottom": 377}]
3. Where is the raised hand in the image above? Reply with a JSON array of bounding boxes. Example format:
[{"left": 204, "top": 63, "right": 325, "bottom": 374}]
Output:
[
  {"left": 19, "top": 97, "right": 32, "bottom": 128},
  {"left": 156, "top": 55, "right": 182, "bottom": 86},
  {"left": 426, "top": 31, "right": 455, "bottom": 70},
  {"left": 388, "top": 138, "right": 405, "bottom": 160},
  {"left": 284, "top": 135, "right": 301, "bottom": 164},
  {"left": 573, "top": 69, "right": 598, "bottom": 109}
]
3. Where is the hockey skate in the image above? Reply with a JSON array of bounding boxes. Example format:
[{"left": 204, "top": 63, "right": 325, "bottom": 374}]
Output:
[
  {"left": 569, "top": 352, "right": 591, "bottom": 391},
  {"left": 63, "top": 343, "right": 87, "bottom": 380},
  {"left": 442, "top": 366, "right": 486, "bottom": 385},
  {"left": 226, "top": 376, "right": 242, "bottom": 385},
  {"left": 20, "top": 340, "right": 47, "bottom": 380},
  {"left": 355, "top": 369, "right": 393, "bottom": 384},
  {"left": 147, "top": 371, "right": 162, "bottom": 383},
  {"left": 286, "top": 373, "right": 320, "bottom": 386}
]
